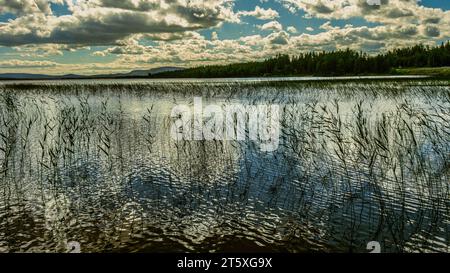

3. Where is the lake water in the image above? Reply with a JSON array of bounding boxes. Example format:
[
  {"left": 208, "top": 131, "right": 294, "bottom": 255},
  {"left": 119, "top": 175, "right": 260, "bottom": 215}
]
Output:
[{"left": 0, "top": 79, "right": 448, "bottom": 253}]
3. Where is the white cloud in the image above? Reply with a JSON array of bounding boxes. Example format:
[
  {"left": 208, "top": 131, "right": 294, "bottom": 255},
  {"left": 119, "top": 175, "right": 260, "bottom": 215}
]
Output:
[
  {"left": 287, "top": 26, "right": 298, "bottom": 33},
  {"left": 258, "top": 21, "right": 283, "bottom": 31},
  {"left": 12, "top": 44, "right": 65, "bottom": 57},
  {"left": 211, "top": 31, "right": 219, "bottom": 41},
  {"left": 0, "top": 0, "right": 448, "bottom": 74},
  {"left": 0, "top": 59, "right": 58, "bottom": 68},
  {"left": 238, "top": 5, "right": 279, "bottom": 20},
  {"left": 267, "top": 31, "right": 290, "bottom": 45},
  {"left": 0, "top": 0, "right": 240, "bottom": 46},
  {"left": 0, "top": 0, "right": 62, "bottom": 15},
  {"left": 281, "top": 0, "right": 450, "bottom": 27},
  {"left": 280, "top": 0, "right": 450, "bottom": 43}
]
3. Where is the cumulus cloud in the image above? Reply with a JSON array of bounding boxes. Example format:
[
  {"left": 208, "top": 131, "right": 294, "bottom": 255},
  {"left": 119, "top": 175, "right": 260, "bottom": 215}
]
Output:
[
  {"left": 238, "top": 5, "right": 279, "bottom": 20},
  {"left": 423, "top": 25, "right": 441, "bottom": 37},
  {"left": 267, "top": 31, "right": 290, "bottom": 45},
  {"left": 142, "top": 31, "right": 203, "bottom": 42},
  {"left": 0, "top": 0, "right": 61, "bottom": 15},
  {"left": 0, "top": 0, "right": 448, "bottom": 75},
  {"left": 0, "top": 0, "right": 239, "bottom": 46},
  {"left": 12, "top": 43, "right": 65, "bottom": 57},
  {"left": 280, "top": 0, "right": 450, "bottom": 44},
  {"left": 287, "top": 26, "right": 297, "bottom": 33},
  {"left": 281, "top": 0, "right": 449, "bottom": 25},
  {"left": 211, "top": 31, "right": 219, "bottom": 41},
  {"left": 258, "top": 21, "right": 283, "bottom": 31},
  {"left": 0, "top": 59, "right": 57, "bottom": 68}
]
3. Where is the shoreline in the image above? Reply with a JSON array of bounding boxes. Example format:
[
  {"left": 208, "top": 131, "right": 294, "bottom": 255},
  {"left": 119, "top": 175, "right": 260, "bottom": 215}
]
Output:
[{"left": 0, "top": 75, "right": 438, "bottom": 84}]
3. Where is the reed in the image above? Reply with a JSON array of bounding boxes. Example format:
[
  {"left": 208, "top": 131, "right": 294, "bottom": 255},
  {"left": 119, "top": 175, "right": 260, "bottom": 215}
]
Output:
[{"left": 0, "top": 79, "right": 448, "bottom": 253}]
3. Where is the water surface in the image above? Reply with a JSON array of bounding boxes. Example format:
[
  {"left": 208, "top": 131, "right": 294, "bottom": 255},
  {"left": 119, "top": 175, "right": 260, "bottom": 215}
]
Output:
[{"left": 0, "top": 79, "right": 448, "bottom": 253}]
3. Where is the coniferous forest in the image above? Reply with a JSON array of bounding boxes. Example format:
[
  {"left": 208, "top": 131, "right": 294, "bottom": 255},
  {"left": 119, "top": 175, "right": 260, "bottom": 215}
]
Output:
[{"left": 153, "top": 41, "right": 450, "bottom": 78}]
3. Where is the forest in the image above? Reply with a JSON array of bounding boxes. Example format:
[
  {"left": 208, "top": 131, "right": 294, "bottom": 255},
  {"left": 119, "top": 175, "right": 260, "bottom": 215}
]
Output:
[{"left": 152, "top": 41, "right": 450, "bottom": 78}]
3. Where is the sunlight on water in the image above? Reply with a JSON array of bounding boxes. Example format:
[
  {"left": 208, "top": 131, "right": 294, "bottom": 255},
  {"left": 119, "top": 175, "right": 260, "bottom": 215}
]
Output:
[{"left": 0, "top": 79, "right": 448, "bottom": 253}]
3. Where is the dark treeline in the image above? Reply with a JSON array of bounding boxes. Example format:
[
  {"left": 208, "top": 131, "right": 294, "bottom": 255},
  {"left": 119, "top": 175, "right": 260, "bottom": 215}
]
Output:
[{"left": 153, "top": 41, "right": 450, "bottom": 78}]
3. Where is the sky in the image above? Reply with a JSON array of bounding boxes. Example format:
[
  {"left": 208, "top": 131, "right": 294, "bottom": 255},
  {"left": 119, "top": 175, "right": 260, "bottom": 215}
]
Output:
[{"left": 0, "top": 0, "right": 449, "bottom": 75}]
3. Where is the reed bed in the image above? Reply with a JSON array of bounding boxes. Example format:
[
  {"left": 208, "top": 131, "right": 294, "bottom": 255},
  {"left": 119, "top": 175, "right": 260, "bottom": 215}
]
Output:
[{"left": 0, "top": 79, "right": 448, "bottom": 253}]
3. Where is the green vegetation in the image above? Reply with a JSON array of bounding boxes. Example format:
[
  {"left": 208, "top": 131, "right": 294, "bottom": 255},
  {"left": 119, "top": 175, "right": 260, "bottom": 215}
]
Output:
[
  {"left": 394, "top": 67, "right": 450, "bottom": 78},
  {"left": 153, "top": 42, "right": 450, "bottom": 78}
]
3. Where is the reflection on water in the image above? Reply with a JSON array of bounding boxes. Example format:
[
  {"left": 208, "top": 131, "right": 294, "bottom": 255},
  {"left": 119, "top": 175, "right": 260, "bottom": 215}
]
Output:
[{"left": 0, "top": 80, "right": 449, "bottom": 253}]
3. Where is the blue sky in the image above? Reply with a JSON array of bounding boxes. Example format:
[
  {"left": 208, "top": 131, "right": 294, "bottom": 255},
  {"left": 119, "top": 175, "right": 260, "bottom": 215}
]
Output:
[{"left": 0, "top": 0, "right": 449, "bottom": 75}]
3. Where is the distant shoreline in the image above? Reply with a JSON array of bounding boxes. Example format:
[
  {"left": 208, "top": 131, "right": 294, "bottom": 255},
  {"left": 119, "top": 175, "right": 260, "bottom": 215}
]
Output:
[
  {"left": 0, "top": 75, "right": 440, "bottom": 84},
  {"left": 2, "top": 70, "right": 449, "bottom": 82},
  {"left": 0, "top": 75, "right": 151, "bottom": 81}
]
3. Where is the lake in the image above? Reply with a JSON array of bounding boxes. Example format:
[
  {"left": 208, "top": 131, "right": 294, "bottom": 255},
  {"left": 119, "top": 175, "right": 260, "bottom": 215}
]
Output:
[{"left": 0, "top": 78, "right": 449, "bottom": 253}]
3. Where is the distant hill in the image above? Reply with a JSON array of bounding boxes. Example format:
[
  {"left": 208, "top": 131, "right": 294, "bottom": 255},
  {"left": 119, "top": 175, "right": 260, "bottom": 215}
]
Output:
[
  {"left": 98, "top": 66, "right": 185, "bottom": 78},
  {"left": 0, "top": 66, "right": 185, "bottom": 80},
  {"left": 0, "top": 73, "right": 55, "bottom": 79},
  {"left": 125, "top": 67, "right": 185, "bottom": 77}
]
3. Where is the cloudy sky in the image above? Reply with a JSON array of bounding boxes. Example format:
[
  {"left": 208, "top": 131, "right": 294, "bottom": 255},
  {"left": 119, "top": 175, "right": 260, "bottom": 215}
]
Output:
[{"left": 0, "top": 0, "right": 449, "bottom": 75}]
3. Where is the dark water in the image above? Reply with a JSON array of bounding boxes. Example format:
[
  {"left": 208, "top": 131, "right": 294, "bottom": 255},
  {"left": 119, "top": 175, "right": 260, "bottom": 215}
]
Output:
[{"left": 0, "top": 79, "right": 449, "bottom": 253}]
